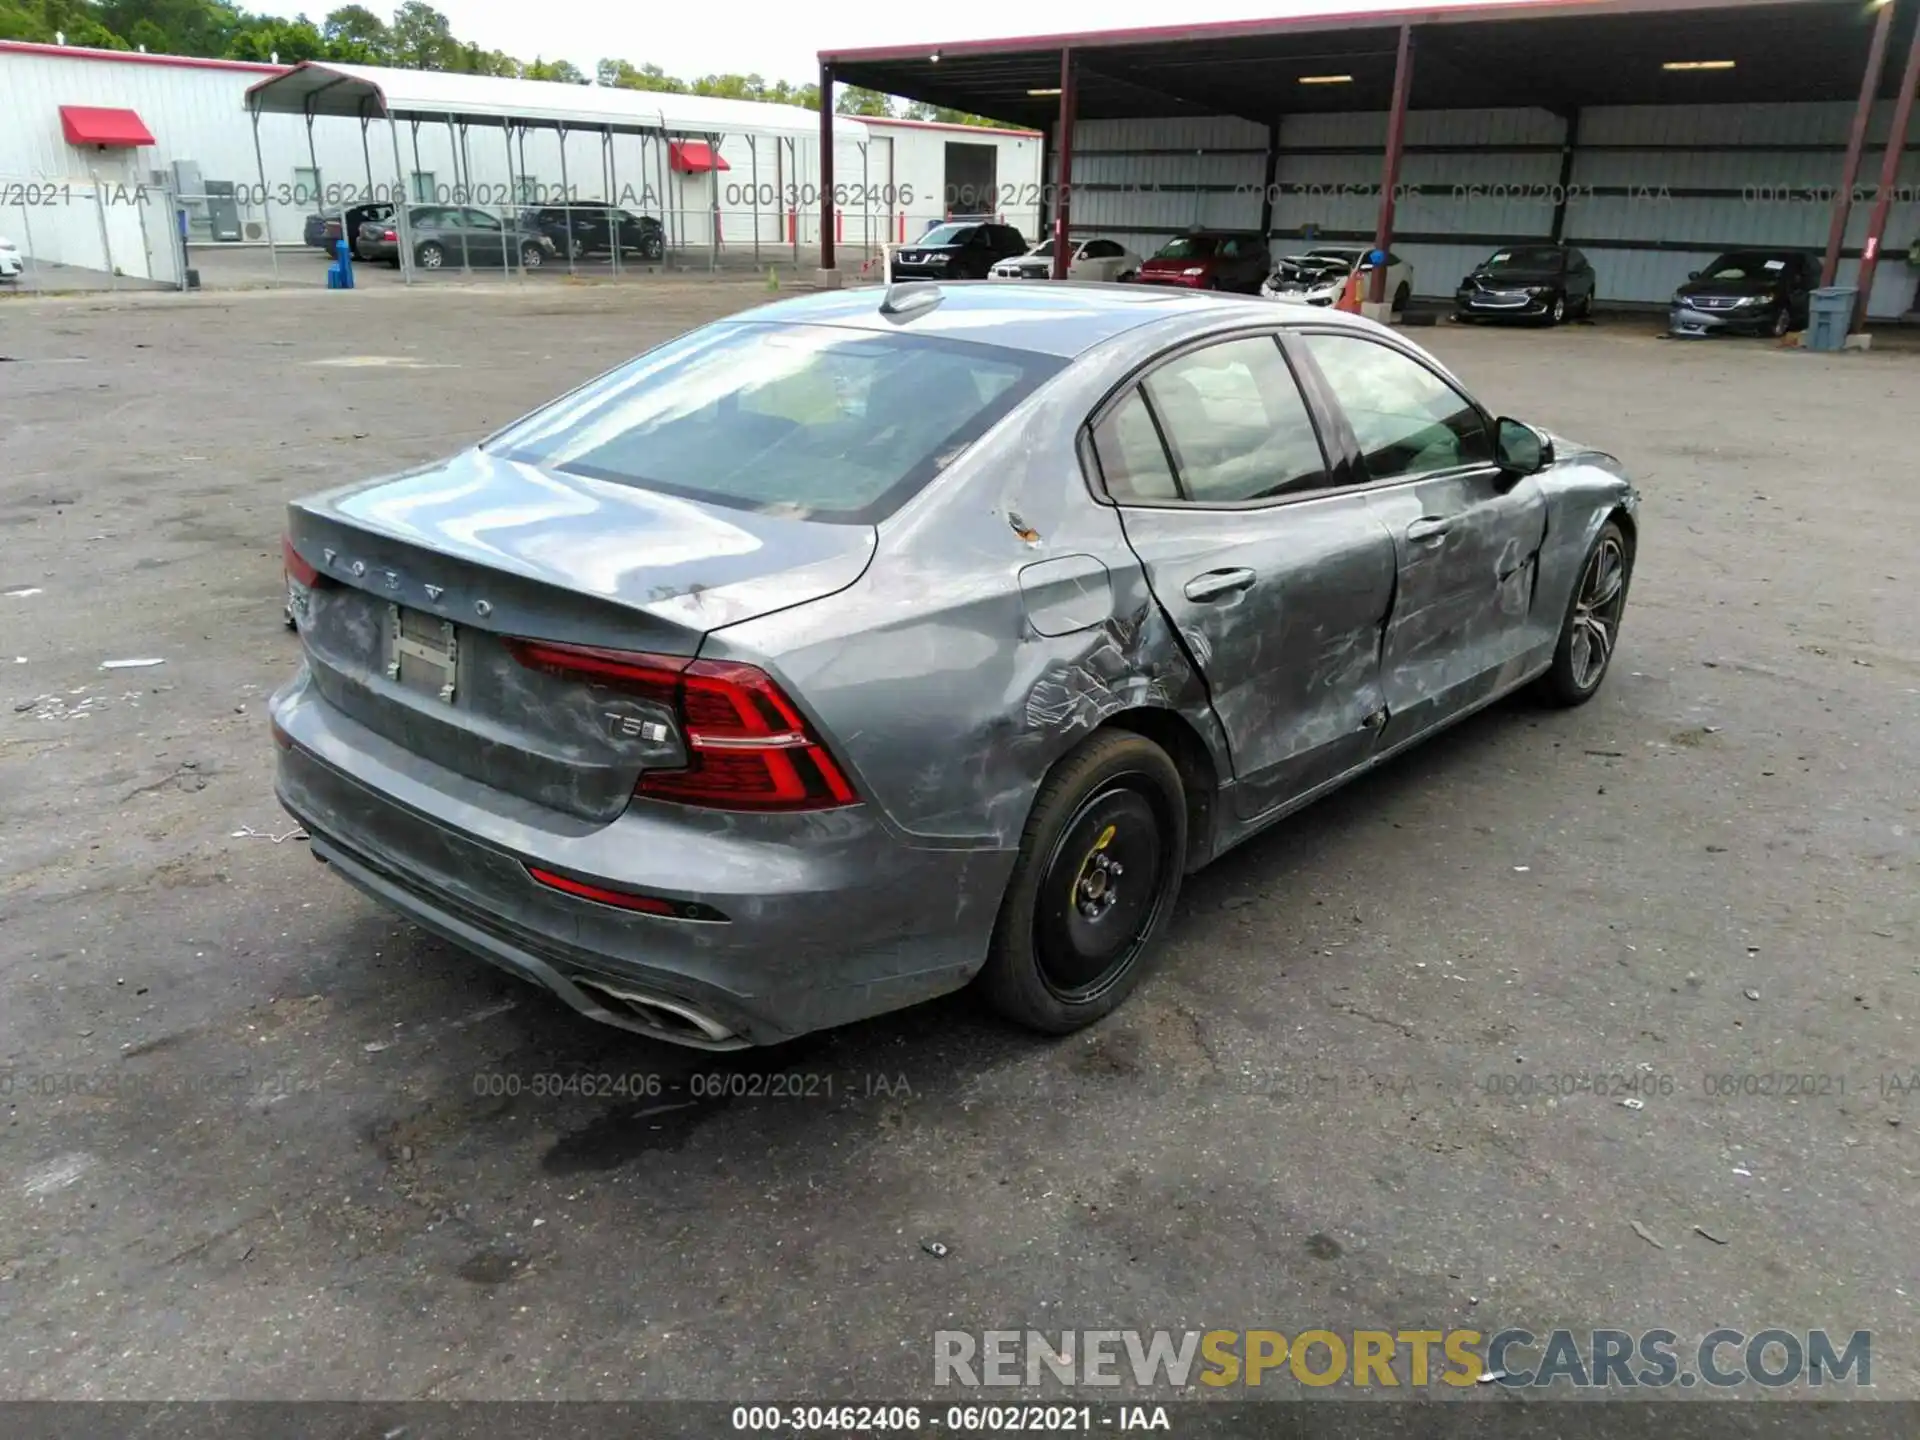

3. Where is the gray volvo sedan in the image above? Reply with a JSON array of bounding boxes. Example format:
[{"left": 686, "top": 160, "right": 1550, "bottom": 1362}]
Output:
[{"left": 273, "top": 283, "right": 1638, "bottom": 1049}]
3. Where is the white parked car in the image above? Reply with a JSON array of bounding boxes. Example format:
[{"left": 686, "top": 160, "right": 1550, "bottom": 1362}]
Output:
[
  {"left": 990, "top": 237, "right": 1142, "bottom": 283},
  {"left": 1261, "top": 246, "right": 1414, "bottom": 312},
  {"left": 0, "top": 235, "right": 23, "bottom": 282}
]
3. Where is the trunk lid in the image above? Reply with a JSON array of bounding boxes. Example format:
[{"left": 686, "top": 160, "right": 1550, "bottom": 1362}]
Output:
[{"left": 287, "top": 449, "right": 875, "bottom": 822}]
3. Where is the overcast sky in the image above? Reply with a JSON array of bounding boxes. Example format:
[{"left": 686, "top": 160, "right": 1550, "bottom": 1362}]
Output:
[{"left": 421, "top": 0, "right": 1497, "bottom": 87}]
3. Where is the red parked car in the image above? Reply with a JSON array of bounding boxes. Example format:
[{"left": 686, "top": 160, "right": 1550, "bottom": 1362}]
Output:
[{"left": 1134, "top": 230, "right": 1272, "bottom": 293}]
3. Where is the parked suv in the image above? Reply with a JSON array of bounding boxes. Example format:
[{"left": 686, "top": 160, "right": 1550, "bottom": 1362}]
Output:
[
  {"left": 1134, "top": 231, "right": 1271, "bottom": 293},
  {"left": 358, "top": 206, "right": 557, "bottom": 271},
  {"left": 890, "top": 221, "right": 1028, "bottom": 280},
  {"left": 520, "top": 205, "right": 665, "bottom": 262}
]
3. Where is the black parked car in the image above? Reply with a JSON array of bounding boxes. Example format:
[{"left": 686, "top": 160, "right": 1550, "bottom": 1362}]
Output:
[
  {"left": 1454, "top": 244, "right": 1596, "bottom": 325},
  {"left": 1668, "top": 250, "right": 1816, "bottom": 338},
  {"left": 520, "top": 205, "right": 665, "bottom": 262},
  {"left": 305, "top": 203, "right": 395, "bottom": 260},
  {"left": 891, "top": 221, "right": 1028, "bottom": 280}
]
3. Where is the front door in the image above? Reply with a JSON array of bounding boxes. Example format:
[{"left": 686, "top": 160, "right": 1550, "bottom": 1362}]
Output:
[
  {"left": 1293, "top": 330, "right": 1549, "bottom": 748},
  {"left": 1090, "top": 333, "right": 1399, "bottom": 821}
]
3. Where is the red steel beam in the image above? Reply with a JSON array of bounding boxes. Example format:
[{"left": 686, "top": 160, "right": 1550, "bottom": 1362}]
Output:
[
  {"left": 1371, "top": 24, "right": 1414, "bottom": 305},
  {"left": 1852, "top": 4, "right": 1920, "bottom": 327},
  {"left": 1052, "top": 50, "right": 1076, "bottom": 281},
  {"left": 1820, "top": 0, "right": 1896, "bottom": 288}
]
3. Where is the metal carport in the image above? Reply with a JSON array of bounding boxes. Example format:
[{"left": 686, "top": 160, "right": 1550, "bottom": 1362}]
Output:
[
  {"left": 245, "top": 62, "right": 867, "bottom": 282},
  {"left": 820, "top": 0, "right": 1920, "bottom": 326}
]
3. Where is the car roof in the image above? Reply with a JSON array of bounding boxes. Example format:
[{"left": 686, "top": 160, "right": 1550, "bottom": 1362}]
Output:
[{"left": 727, "top": 283, "right": 1379, "bottom": 359}]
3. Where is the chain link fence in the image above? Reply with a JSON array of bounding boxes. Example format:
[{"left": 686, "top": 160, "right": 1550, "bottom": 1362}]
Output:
[{"left": 1, "top": 176, "right": 185, "bottom": 293}]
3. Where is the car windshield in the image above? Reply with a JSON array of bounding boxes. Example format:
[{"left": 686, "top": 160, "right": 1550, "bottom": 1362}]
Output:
[
  {"left": 484, "top": 323, "right": 1063, "bottom": 524},
  {"left": 1156, "top": 236, "right": 1219, "bottom": 259},
  {"left": 1702, "top": 253, "right": 1795, "bottom": 280},
  {"left": 1027, "top": 240, "right": 1055, "bottom": 257},
  {"left": 919, "top": 224, "right": 978, "bottom": 247},
  {"left": 1482, "top": 247, "right": 1564, "bottom": 271}
]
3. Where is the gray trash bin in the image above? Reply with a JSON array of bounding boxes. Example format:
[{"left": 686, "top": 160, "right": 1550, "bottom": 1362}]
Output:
[{"left": 1805, "top": 285, "right": 1857, "bottom": 352}]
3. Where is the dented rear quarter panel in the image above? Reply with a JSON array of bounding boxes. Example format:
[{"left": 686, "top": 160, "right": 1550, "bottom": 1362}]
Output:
[{"left": 699, "top": 307, "right": 1248, "bottom": 855}]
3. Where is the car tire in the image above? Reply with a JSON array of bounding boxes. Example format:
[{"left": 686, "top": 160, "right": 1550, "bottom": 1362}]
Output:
[
  {"left": 1770, "top": 303, "right": 1793, "bottom": 338},
  {"left": 1117, "top": 270, "right": 1137, "bottom": 284},
  {"left": 1537, "top": 519, "right": 1632, "bottom": 708},
  {"left": 520, "top": 242, "right": 544, "bottom": 270},
  {"left": 1544, "top": 292, "right": 1567, "bottom": 326},
  {"left": 416, "top": 241, "right": 445, "bottom": 271},
  {"left": 978, "top": 730, "right": 1188, "bottom": 1035},
  {"left": 642, "top": 237, "right": 664, "bottom": 261},
  {"left": 1577, "top": 287, "right": 1595, "bottom": 320},
  {"left": 1393, "top": 281, "right": 1411, "bottom": 313}
]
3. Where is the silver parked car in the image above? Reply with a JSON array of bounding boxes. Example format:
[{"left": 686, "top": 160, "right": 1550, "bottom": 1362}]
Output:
[{"left": 274, "top": 283, "right": 1638, "bottom": 1049}]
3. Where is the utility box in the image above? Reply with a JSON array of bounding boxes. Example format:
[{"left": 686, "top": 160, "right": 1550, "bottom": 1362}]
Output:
[{"left": 1804, "top": 286, "right": 1857, "bottom": 352}]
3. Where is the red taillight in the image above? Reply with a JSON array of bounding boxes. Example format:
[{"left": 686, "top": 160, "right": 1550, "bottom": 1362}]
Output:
[
  {"left": 382, "top": 228, "right": 397, "bottom": 242},
  {"left": 503, "top": 638, "right": 857, "bottom": 812},
  {"left": 526, "top": 866, "right": 674, "bottom": 914},
  {"left": 525, "top": 866, "right": 731, "bottom": 920},
  {"left": 283, "top": 535, "right": 319, "bottom": 587}
]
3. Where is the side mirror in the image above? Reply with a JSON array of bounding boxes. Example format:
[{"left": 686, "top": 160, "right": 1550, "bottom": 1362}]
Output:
[
  {"left": 1495, "top": 417, "right": 1552, "bottom": 476},
  {"left": 1687, "top": 270, "right": 1700, "bottom": 280}
]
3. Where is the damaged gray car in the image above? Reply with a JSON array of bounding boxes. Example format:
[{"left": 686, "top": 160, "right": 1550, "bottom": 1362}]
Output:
[{"left": 272, "top": 282, "right": 1638, "bottom": 1049}]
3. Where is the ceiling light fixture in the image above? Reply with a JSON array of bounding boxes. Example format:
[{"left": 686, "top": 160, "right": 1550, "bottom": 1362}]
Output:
[
  {"left": 1028, "top": 87, "right": 1062, "bottom": 96},
  {"left": 1662, "top": 59, "right": 1736, "bottom": 70},
  {"left": 929, "top": 51, "right": 942, "bottom": 63},
  {"left": 1298, "top": 74, "right": 1354, "bottom": 84}
]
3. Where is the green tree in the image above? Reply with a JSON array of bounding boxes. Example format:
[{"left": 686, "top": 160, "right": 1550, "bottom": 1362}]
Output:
[
  {"left": 596, "top": 57, "right": 686, "bottom": 92},
  {"left": 834, "top": 85, "right": 893, "bottom": 118},
  {"left": 320, "top": 3, "right": 387, "bottom": 61},
  {"left": 386, "top": 0, "right": 453, "bottom": 69},
  {"left": 523, "top": 56, "right": 585, "bottom": 83},
  {"left": 227, "top": 14, "right": 325, "bottom": 62}
]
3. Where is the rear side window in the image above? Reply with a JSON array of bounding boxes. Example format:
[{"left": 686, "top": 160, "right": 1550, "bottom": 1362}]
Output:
[
  {"left": 1138, "top": 337, "right": 1328, "bottom": 503},
  {"left": 485, "top": 323, "right": 1062, "bottom": 524},
  {"left": 1091, "top": 391, "right": 1180, "bottom": 502},
  {"left": 1300, "top": 333, "right": 1492, "bottom": 482}
]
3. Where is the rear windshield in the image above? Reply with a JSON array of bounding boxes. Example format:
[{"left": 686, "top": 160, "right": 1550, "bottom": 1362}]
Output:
[
  {"left": 484, "top": 323, "right": 1063, "bottom": 524},
  {"left": 1156, "top": 235, "right": 1219, "bottom": 259},
  {"left": 919, "top": 223, "right": 978, "bottom": 246}
]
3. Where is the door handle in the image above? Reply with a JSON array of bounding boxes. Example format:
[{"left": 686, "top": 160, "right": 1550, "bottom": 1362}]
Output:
[
  {"left": 1406, "top": 516, "right": 1453, "bottom": 543},
  {"left": 1183, "top": 568, "right": 1257, "bottom": 602}
]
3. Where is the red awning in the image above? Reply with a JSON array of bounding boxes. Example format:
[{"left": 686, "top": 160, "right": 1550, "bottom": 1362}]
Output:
[
  {"left": 59, "top": 105, "right": 155, "bottom": 147},
  {"left": 668, "top": 140, "right": 729, "bottom": 174}
]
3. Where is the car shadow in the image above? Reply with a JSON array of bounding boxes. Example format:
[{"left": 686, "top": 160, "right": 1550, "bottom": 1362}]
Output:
[{"left": 382, "top": 692, "right": 1545, "bottom": 1181}]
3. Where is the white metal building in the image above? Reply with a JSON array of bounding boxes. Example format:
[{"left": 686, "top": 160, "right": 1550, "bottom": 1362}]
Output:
[{"left": 0, "top": 39, "right": 1043, "bottom": 282}]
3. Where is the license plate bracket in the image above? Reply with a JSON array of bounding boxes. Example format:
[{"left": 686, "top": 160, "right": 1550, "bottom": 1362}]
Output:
[{"left": 387, "top": 604, "right": 458, "bottom": 703}]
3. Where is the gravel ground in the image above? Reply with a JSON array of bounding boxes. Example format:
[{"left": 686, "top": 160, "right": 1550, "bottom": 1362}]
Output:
[{"left": 0, "top": 280, "right": 1915, "bottom": 1404}]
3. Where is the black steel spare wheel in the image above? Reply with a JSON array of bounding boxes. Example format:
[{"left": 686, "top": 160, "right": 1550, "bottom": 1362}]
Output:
[
  {"left": 1036, "top": 786, "right": 1165, "bottom": 1001},
  {"left": 980, "top": 730, "right": 1187, "bottom": 1034}
]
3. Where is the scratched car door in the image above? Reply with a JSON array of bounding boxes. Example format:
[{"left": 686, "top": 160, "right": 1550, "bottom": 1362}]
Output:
[
  {"left": 1293, "top": 330, "right": 1549, "bottom": 747},
  {"left": 1090, "top": 333, "right": 1398, "bottom": 822}
]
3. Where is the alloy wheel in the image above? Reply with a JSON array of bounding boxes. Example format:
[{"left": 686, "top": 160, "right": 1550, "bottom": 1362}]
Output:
[{"left": 1569, "top": 534, "right": 1627, "bottom": 691}]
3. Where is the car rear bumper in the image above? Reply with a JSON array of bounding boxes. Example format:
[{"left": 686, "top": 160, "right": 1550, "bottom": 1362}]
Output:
[
  {"left": 1135, "top": 272, "right": 1208, "bottom": 288},
  {"left": 270, "top": 670, "right": 1010, "bottom": 1047}
]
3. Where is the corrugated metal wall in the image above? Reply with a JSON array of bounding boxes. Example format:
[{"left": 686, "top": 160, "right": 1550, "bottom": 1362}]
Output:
[{"left": 1059, "top": 101, "right": 1920, "bottom": 319}]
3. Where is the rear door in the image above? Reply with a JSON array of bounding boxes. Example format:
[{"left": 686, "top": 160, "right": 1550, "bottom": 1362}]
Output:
[
  {"left": 1293, "top": 329, "right": 1548, "bottom": 748},
  {"left": 1089, "top": 332, "right": 1398, "bottom": 821}
]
